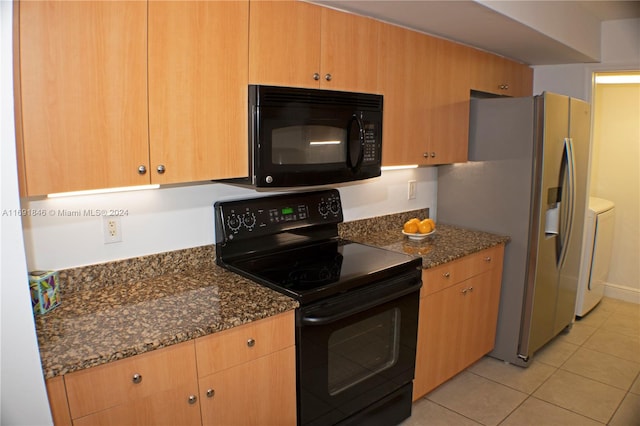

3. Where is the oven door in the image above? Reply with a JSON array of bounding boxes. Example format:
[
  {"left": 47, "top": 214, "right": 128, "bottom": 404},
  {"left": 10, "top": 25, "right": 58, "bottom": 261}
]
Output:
[{"left": 296, "top": 271, "right": 421, "bottom": 426}]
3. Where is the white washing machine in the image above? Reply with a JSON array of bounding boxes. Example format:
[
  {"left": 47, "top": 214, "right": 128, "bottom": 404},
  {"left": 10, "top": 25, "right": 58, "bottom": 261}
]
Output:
[{"left": 575, "top": 197, "right": 615, "bottom": 317}]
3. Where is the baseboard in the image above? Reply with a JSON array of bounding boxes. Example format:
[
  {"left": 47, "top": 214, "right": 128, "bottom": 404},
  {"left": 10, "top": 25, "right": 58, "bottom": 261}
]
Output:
[{"left": 603, "top": 282, "right": 640, "bottom": 304}]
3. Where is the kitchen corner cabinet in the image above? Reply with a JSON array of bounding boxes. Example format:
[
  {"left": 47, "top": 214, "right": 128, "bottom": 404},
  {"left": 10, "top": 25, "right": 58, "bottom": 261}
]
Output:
[
  {"left": 413, "top": 244, "right": 505, "bottom": 400},
  {"left": 378, "top": 24, "right": 469, "bottom": 166},
  {"left": 15, "top": 1, "right": 248, "bottom": 196},
  {"left": 63, "top": 341, "right": 201, "bottom": 425},
  {"left": 249, "top": 0, "right": 379, "bottom": 93},
  {"left": 469, "top": 49, "right": 533, "bottom": 97},
  {"left": 15, "top": 1, "right": 149, "bottom": 196},
  {"left": 196, "top": 311, "right": 296, "bottom": 426}
]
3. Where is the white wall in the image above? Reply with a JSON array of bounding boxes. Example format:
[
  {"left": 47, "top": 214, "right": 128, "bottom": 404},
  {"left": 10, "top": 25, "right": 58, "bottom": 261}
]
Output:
[
  {"left": 533, "top": 18, "right": 640, "bottom": 303},
  {"left": 22, "top": 168, "right": 437, "bottom": 270},
  {"left": 0, "top": 2, "right": 53, "bottom": 424},
  {"left": 590, "top": 82, "right": 640, "bottom": 302}
]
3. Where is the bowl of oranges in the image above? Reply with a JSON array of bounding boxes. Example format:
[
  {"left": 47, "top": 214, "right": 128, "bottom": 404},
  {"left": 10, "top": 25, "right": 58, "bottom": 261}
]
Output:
[{"left": 402, "top": 217, "right": 436, "bottom": 240}]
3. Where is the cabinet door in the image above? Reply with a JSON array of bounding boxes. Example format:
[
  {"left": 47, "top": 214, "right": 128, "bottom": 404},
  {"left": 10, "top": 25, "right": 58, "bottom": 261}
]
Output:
[
  {"left": 414, "top": 282, "right": 467, "bottom": 399},
  {"left": 320, "top": 8, "right": 380, "bottom": 93},
  {"left": 17, "top": 1, "right": 149, "bottom": 195},
  {"left": 425, "top": 39, "right": 470, "bottom": 164},
  {"left": 199, "top": 347, "right": 297, "bottom": 426},
  {"left": 469, "top": 49, "right": 533, "bottom": 97},
  {"left": 149, "top": 0, "right": 249, "bottom": 184},
  {"left": 378, "top": 23, "right": 434, "bottom": 166},
  {"left": 249, "top": 0, "right": 321, "bottom": 88},
  {"left": 64, "top": 341, "right": 198, "bottom": 420},
  {"left": 72, "top": 384, "right": 201, "bottom": 426},
  {"left": 460, "top": 266, "right": 504, "bottom": 366}
]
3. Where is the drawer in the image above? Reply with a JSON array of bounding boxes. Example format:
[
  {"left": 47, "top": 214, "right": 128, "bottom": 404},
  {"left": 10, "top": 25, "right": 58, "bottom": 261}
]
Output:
[
  {"left": 421, "top": 244, "right": 504, "bottom": 297},
  {"left": 195, "top": 310, "right": 295, "bottom": 377},
  {"left": 64, "top": 341, "right": 197, "bottom": 419}
]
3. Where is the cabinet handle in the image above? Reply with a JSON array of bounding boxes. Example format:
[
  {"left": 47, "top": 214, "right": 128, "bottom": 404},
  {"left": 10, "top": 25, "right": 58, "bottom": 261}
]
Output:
[
  {"left": 247, "top": 338, "right": 256, "bottom": 348},
  {"left": 443, "top": 272, "right": 451, "bottom": 278},
  {"left": 313, "top": 73, "right": 320, "bottom": 81},
  {"left": 188, "top": 395, "right": 198, "bottom": 405},
  {"left": 206, "top": 389, "right": 215, "bottom": 398},
  {"left": 484, "top": 256, "right": 492, "bottom": 262},
  {"left": 431, "top": 152, "right": 436, "bottom": 158},
  {"left": 156, "top": 164, "right": 166, "bottom": 174},
  {"left": 461, "top": 286, "right": 474, "bottom": 295},
  {"left": 137, "top": 165, "right": 147, "bottom": 175},
  {"left": 423, "top": 152, "right": 429, "bottom": 158},
  {"left": 324, "top": 73, "right": 332, "bottom": 81},
  {"left": 132, "top": 373, "right": 142, "bottom": 384}
]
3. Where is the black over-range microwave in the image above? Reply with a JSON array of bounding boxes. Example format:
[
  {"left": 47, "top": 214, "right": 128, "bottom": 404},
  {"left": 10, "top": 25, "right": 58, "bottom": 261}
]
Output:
[{"left": 234, "top": 85, "right": 383, "bottom": 188}]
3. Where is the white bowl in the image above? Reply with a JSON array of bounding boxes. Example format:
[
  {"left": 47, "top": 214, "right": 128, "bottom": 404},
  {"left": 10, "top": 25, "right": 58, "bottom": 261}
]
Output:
[{"left": 402, "top": 229, "right": 435, "bottom": 240}]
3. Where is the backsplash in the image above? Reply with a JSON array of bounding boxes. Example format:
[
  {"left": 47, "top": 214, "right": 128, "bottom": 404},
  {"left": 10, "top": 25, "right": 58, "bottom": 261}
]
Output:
[{"left": 58, "top": 209, "right": 429, "bottom": 294}]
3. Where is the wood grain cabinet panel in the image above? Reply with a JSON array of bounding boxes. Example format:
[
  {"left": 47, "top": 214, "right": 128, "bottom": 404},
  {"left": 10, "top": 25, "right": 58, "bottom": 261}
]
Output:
[
  {"left": 378, "top": 23, "right": 470, "bottom": 166},
  {"left": 196, "top": 311, "right": 297, "bottom": 426},
  {"left": 249, "top": 0, "right": 379, "bottom": 93},
  {"left": 16, "top": 0, "right": 149, "bottom": 195},
  {"left": 414, "top": 244, "right": 505, "bottom": 400},
  {"left": 64, "top": 341, "right": 199, "bottom": 422},
  {"left": 469, "top": 49, "right": 533, "bottom": 97},
  {"left": 148, "top": 0, "right": 249, "bottom": 185},
  {"left": 45, "top": 376, "right": 72, "bottom": 426}
]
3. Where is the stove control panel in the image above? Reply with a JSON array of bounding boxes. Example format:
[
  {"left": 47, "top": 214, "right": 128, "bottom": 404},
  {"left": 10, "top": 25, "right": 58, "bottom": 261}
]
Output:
[{"left": 214, "top": 189, "right": 343, "bottom": 242}]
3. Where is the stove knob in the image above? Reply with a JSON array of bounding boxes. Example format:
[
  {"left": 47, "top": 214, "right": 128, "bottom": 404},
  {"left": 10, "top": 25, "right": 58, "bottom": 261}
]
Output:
[
  {"left": 329, "top": 199, "right": 341, "bottom": 215},
  {"left": 227, "top": 214, "right": 241, "bottom": 231},
  {"left": 318, "top": 202, "right": 329, "bottom": 217},
  {"left": 243, "top": 212, "right": 256, "bottom": 230}
]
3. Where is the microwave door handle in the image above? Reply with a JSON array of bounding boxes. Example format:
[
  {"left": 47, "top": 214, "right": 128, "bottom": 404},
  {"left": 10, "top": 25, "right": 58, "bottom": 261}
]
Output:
[{"left": 347, "top": 113, "right": 365, "bottom": 172}]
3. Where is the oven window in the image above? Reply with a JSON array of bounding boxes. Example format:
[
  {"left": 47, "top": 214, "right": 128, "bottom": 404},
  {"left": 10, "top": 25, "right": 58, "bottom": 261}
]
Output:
[
  {"left": 272, "top": 125, "right": 346, "bottom": 164},
  {"left": 327, "top": 308, "right": 400, "bottom": 396}
]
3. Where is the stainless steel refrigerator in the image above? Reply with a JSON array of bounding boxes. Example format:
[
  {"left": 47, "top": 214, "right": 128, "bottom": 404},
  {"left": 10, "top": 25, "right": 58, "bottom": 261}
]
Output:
[{"left": 437, "top": 92, "right": 591, "bottom": 367}]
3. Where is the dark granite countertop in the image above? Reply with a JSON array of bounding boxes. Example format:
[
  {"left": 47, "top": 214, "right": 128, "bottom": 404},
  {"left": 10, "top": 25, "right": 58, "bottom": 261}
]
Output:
[
  {"left": 36, "top": 258, "right": 298, "bottom": 379},
  {"left": 35, "top": 209, "right": 508, "bottom": 380}
]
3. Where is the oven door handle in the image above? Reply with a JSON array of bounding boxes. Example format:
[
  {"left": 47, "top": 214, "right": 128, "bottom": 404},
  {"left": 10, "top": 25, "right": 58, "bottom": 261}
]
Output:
[{"left": 300, "top": 280, "right": 422, "bottom": 326}]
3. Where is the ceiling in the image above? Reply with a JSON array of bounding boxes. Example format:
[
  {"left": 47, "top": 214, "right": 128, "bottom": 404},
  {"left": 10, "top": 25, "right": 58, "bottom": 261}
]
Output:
[{"left": 312, "top": 1, "right": 640, "bottom": 65}]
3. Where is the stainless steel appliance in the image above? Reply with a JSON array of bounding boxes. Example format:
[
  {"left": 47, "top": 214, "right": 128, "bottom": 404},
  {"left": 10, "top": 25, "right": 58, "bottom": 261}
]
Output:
[
  {"left": 232, "top": 85, "right": 383, "bottom": 188},
  {"left": 214, "top": 189, "right": 421, "bottom": 425},
  {"left": 437, "top": 92, "right": 591, "bottom": 366}
]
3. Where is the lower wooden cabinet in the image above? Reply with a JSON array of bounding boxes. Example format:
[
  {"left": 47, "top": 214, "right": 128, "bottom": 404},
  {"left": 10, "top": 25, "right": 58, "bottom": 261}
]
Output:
[
  {"left": 413, "top": 244, "right": 505, "bottom": 400},
  {"left": 45, "top": 311, "right": 296, "bottom": 426}
]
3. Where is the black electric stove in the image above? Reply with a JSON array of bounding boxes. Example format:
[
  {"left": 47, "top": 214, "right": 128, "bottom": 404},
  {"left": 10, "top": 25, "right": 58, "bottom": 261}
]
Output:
[
  {"left": 214, "top": 189, "right": 421, "bottom": 305},
  {"left": 214, "top": 189, "right": 422, "bottom": 426}
]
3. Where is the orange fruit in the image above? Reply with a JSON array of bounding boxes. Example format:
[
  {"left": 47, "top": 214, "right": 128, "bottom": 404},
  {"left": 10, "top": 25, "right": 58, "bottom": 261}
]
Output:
[
  {"left": 418, "top": 219, "right": 433, "bottom": 234},
  {"left": 403, "top": 220, "right": 419, "bottom": 233}
]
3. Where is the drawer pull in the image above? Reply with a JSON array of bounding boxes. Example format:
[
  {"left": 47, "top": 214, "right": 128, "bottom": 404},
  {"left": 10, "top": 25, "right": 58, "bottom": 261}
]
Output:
[
  {"left": 484, "top": 256, "right": 492, "bottom": 262},
  {"left": 443, "top": 272, "right": 451, "bottom": 278},
  {"left": 247, "top": 338, "right": 256, "bottom": 348},
  {"left": 461, "top": 287, "right": 474, "bottom": 295},
  {"left": 132, "top": 373, "right": 142, "bottom": 384},
  {"left": 206, "top": 389, "right": 215, "bottom": 398},
  {"left": 188, "top": 395, "right": 198, "bottom": 405}
]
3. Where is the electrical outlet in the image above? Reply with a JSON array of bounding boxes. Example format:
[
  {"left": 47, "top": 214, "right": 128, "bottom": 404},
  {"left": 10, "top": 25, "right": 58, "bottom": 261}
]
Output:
[
  {"left": 103, "top": 216, "right": 122, "bottom": 244},
  {"left": 408, "top": 180, "right": 417, "bottom": 200}
]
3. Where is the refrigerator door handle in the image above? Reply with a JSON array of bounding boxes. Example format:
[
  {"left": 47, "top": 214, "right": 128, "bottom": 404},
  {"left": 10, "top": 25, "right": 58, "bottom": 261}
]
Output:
[{"left": 558, "top": 137, "right": 576, "bottom": 269}]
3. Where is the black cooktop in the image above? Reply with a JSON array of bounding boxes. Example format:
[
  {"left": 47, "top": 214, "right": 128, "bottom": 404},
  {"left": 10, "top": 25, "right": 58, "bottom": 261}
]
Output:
[
  {"left": 226, "top": 239, "right": 421, "bottom": 304},
  {"left": 214, "top": 189, "right": 421, "bottom": 304}
]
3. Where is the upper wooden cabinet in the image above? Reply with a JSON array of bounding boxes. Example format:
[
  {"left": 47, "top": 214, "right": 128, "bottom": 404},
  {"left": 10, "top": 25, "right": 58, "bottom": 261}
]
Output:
[
  {"left": 470, "top": 49, "right": 533, "bottom": 97},
  {"left": 378, "top": 24, "right": 469, "bottom": 166},
  {"left": 15, "top": 0, "right": 248, "bottom": 196},
  {"left": 15, "top": 1, "right": 150, "bottom": 195},
  {"left": 148, "top": 0, "right": 248, "bottom": 184},
  {"left": 249, "top": 0, "right": 379, "bottom": 93}
]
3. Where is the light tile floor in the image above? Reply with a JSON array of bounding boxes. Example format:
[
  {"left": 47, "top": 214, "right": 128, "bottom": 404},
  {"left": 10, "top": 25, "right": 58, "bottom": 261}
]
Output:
[{"left": 403, "top": 297, "right": 640, "bottom": 425}]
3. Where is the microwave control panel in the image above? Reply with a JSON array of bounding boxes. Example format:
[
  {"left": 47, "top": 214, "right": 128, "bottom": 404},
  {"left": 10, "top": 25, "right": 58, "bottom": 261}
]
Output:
[
  {"left": 363, "top": 124, "right": 378, "bottom": 163},
  {"left": 215, "top": 190, "right": 343, "bottom": 241}
]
